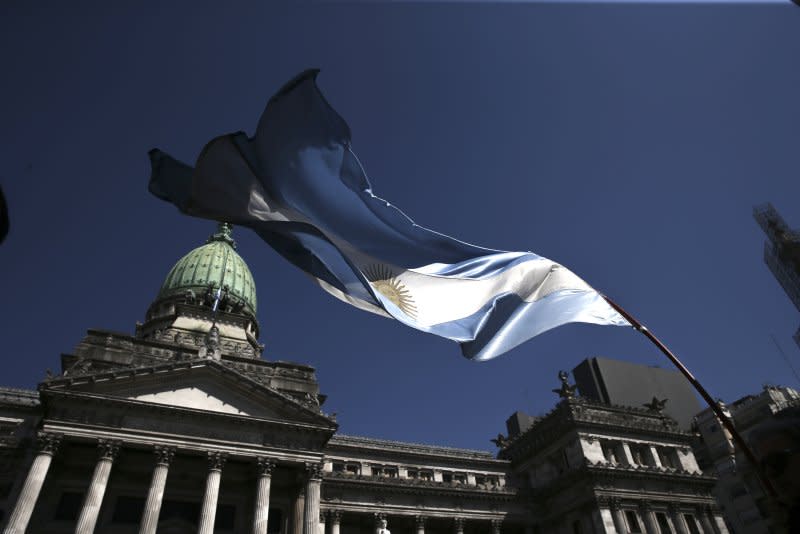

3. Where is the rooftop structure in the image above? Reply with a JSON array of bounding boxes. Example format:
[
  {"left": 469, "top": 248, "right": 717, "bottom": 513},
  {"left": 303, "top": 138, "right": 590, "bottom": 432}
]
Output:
[{"left": 754, "top": 203, "right": 800, "bottom": 347}]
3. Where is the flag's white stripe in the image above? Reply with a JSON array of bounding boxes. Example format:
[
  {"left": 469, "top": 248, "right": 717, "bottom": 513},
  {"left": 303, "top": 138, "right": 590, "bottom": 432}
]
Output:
[{"left": 310, "top": 275, "right": 392, "bottom": 318}]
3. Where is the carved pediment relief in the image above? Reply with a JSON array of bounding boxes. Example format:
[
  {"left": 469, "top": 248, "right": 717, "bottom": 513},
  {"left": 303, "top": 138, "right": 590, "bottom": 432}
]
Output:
[
  {"left": 126, "top": 381, "right": 268, "bottom": 417},
  {"left": 49, "top": 362, "right": 330, "bottom": 426}
]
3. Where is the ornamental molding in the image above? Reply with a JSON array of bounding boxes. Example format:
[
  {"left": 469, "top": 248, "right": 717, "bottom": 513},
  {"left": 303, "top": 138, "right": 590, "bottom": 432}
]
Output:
[
  {"left": 97, "top": 439, "right": 120, "bottom": 461},
  {"left": 328, "top": 435, "right": 502, "bottom": 464},
  {"left": 257, "top": 457, "right": 276, "bottom": 476},
  {"left": 321, "top": 472, "right": 515, "bottom": 501},
  {"left": 40, "top": 391, "right": 335, "bottom": 451},
  {"left": 36, "top": 431, "right": 62, "bottom": 455},
  {"left": 207, "top": 450, "right": 227, "bottom": 471},
  {"left": 155, "top": 445, "right": 176, "bottom": 466},
  {"left": 39, "top": 359, "right": 335, "bottom": 427},
  {"left": 0, "top": 387, "right": 40, "bottom": 408}
]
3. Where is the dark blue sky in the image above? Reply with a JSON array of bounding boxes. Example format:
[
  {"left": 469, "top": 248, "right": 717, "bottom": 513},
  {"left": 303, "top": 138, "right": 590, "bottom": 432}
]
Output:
[{"left": 2, "top": 1, "right": 798, "bottom": 451}]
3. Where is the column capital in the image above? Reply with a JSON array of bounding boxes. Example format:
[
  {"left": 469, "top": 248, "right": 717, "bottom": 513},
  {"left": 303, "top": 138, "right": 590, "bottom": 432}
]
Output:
[
  {"left": 97, "top": 439, "right": 120, "bottom": 461},
  {"left": 490, "top": 518, "right": 502, "bottom": 534},
  {"left": 330, "top": 509, "right": 342, "bottom": 525},
  {"left": 373, "top": 512, "right": 387, "bottom": 527},
  {"left": 305, "top": 461, "right": 323, "bottom": 480},
  {"left": 454, "top": 517, "right": 464, "bottom": 530},
  {"left": 639, "top": 500, "right": 653, "bottom": 513},
  {"left": 207, "top": 451, "right": 227, "bottom": 471},
  {"left": 257, "top": 457, "right": 276, "bottom": 477},
  {"left": 415, "top": 515, "right": 427, "bottom": 528},
  {"left": 36, "top": 432, "right": 62, "bottom": 455},
  {"left": 154, "top": 445, "right": 175, "bottom": 466}
]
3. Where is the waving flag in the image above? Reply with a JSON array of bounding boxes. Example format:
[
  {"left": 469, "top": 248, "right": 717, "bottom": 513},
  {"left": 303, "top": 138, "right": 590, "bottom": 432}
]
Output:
[{"left": 149, "top": 69, "right": 629, "bottom": 360}]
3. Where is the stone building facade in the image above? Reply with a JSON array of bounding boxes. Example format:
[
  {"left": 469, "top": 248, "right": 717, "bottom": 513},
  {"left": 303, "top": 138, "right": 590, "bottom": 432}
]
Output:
[
  {"left": 693, "top": 385, "right": 800, "bottom": 533},
  {"left": 0, "top": 224, "right": 726, "bottom": 534}
]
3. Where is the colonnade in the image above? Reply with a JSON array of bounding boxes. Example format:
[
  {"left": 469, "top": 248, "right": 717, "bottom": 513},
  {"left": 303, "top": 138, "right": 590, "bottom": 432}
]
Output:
[
  {"left": 315, "top": 512, "right": 505, "bottom": 534},
  {"left": 1, "top": 432, "right": 321, "bottom": 534},
  {"left": 603, "top": 497, "right": 725, "bottom": 534}
]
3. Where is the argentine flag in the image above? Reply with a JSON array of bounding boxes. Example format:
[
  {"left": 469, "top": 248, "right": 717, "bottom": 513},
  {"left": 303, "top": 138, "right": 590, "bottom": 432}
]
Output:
[{"left": 149, "top": 70, "right": 629, "bottom": 361}]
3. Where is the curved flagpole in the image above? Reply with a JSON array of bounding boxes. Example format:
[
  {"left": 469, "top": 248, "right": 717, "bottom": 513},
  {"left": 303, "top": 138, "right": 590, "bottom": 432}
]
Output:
[{"left": 602, "top": 295, "right": 780, "bottom": 500}]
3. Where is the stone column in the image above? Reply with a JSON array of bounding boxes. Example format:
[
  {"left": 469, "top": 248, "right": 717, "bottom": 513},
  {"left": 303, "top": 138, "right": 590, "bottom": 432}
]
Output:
[
  {"left": 198, "top": 452, "right": 227, "bottom": 534},
  {"left": 491, "top": 519, "right": 502, "bottom": 534},
  {"left": 668, "top": 503, "right": 688, "bottom": 534},
  {"left": 710, "top": 510, "right": 728, "bottom": 534},
  {"left": 647, "top": 446, "right": 663, "bottom": 469},
  {"left": 303, "top": 463, "right": 322, "bottom": 534},
  {"left": 454, "top": 517, "right": 464, "bottom": 534},
  {"left": 640, "top": 502, "right": 658, "bottom": 534},
  {"left": 3, "top": 433, "right": 61, "bottom": 534},
  {"left": 253, "top": 458, "right": 275, "bottom": 534},
  {"left": 415, "top": 515, "right": 426, "bottom": 534},
  {"left": 319, "top": 510, "right": 326, "bottom": 534},
  {"left": 697, "top": 506, "right": 715, "bottom": 534},
  {"left": 609, "top": 498, "right": 626, "bottom": 534},
  {"left": 74, "top": 440, "right": 119, "bottom": 534},
  {"left": 330, "top": 510, "right": 342, "bottom": 534},
  {"left": 138, "top": 446, "right": 175, "bottom": 534},
  {"left": 293, "top": 485, "right": 305, "bottom": 534}
]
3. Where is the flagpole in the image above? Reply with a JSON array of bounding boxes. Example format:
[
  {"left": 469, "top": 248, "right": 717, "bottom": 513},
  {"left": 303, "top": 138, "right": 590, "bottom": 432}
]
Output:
[{"left": 602, "top": 295, "right": 779, "bottom": 500}]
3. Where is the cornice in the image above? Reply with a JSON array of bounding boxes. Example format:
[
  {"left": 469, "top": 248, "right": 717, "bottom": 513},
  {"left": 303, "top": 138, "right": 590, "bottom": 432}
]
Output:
[
  {"left": 527, "top": 462, "right": 716, "bottom": 501},
  {"left": 40, "top": 358, "right": 334, "bottom": 424},
  {"left": 322, "top": 471, "right": 516, "bottom": 500},
  {"left": 328, "top": 435, "right": 503, "bottom": 464},
  {"left": 39, "top": 386, "right": 337, "bottom": 436},
  {"left": 0, "top": 387, "right": 40, "bottom": 408},
  {"left": 500, "top": 398, "right": 691, "bottom": 463}
]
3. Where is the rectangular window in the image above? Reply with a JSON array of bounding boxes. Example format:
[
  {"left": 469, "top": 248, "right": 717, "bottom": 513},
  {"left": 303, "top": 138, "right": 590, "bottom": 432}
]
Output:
[
  {"left": 658, "top": 448, "right": 675, "bottom": 469},
  {"left": 407, "top": 469, "right": 419, "bottom": 479},
  {"left": 384, "top": 467, "right": 398, "bottom": 478},
  {"left": 602, "top": 442, "right": 619, "bottom": 465},
  {"left": 454, "top": 473, "right": 466, "bottom": 484},
  {"left": 655, "top": 512, "right": 673, "bottom": 533},
  {"left": 332, "top": 462, "right": 344, "bottom": 473},
  {"left": 442, "top": 472, "right": 453, "bottom": 483},
  {"left": 624, "top": 510, "right": 643, "bottom": 533},
  {"left": 419, "top": 470, "right": 433, "bottom": 481},
  {"left": 630, "top": 445, "right": 647, "bottom": 466},
  {"left": 345, "top": 463, "right": 359, "bottom": 475}
]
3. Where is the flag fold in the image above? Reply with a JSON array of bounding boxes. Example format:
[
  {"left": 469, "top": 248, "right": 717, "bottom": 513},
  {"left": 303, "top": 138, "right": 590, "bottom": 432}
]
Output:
[{"left": 150, "top": 69, "right": 629, "bottom": 361}]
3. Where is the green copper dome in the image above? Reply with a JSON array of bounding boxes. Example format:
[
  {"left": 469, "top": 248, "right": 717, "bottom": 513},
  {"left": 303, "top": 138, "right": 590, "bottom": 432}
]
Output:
[{"left": 158, "top": 223, "right": 257, "bottom": 316}]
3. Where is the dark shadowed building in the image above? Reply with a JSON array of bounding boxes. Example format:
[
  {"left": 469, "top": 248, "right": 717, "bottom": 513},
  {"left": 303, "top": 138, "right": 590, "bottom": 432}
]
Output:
[
  {"left": 572, "top": 357, "right": 702, "bottom": 430},
  {"left": 0, "top": 224, "right": 726, "bottom": 534}
]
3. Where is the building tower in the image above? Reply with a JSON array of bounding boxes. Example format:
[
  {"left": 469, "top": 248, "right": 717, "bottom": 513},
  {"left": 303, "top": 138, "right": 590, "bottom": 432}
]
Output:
[{"left": 753, "top": 203, "right": 800, "bottom": 348}]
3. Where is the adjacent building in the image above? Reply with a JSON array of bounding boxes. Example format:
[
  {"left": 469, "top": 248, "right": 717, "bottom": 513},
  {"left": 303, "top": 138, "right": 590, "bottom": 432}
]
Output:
[
  {"left": 693, "top": 385, "right": 800, "bottom": 533},
  {"left": 0, "top": 224, "right": 726, "bottom": 534}
]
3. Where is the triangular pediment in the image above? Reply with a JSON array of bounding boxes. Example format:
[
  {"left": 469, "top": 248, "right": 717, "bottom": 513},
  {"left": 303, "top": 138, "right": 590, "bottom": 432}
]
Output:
[{"left": 45, "top": 360, "right": 332, "bottom": 427}]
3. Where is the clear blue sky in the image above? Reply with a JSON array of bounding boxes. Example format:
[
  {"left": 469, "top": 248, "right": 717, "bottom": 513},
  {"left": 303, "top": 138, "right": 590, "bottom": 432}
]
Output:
[{"left": 1, "top": 1, "right": 799, "bottom": 451}]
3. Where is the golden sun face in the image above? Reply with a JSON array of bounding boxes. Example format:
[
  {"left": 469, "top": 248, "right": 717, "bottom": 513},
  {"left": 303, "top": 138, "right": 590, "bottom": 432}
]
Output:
[{"left": 363, "top": 264, "right": 418, "bottom": 319}]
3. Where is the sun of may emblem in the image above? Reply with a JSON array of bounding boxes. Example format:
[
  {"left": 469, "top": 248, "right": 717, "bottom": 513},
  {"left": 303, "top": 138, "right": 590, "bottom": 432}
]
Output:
[{"left": 363, "top": 264, "right": 418, "bottom": 319}]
